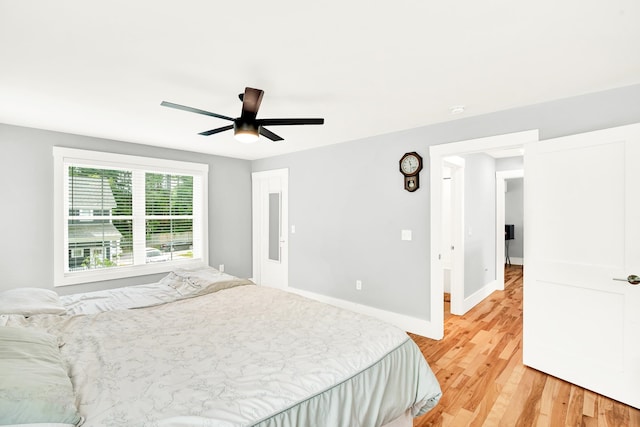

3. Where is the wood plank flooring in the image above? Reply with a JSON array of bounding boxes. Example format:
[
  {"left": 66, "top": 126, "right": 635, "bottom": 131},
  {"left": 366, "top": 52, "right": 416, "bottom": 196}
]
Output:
[{"left": 410, "top": 265, "right": 640, "bottom": 427}]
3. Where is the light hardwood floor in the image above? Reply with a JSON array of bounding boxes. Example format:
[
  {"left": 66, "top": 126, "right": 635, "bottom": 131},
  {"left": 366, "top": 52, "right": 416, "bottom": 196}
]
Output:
[{"left": 410, "top": 265, "right": 640, "bottom": 427}]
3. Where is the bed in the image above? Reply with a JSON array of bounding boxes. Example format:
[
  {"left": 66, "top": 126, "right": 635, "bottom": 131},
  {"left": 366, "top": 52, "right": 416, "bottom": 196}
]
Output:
[{"left": 0, "top": 267, "right": 441, "bottom": 427}]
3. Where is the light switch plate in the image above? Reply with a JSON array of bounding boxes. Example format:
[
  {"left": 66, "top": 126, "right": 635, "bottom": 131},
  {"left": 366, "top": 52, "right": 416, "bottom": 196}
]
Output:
[{"left": 401, "top": 229, "right": 412, "bottom": 241}]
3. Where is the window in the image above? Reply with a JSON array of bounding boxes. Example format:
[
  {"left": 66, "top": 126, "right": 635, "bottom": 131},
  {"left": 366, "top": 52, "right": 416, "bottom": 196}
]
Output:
[{"left": 54, "top": 147, "right": 208, "bottom": 286}]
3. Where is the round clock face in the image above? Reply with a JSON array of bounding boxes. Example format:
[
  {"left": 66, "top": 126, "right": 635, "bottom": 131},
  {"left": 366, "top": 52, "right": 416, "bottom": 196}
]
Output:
[{"left": 401, "top": 155, "right": 420, "bottom": 174}]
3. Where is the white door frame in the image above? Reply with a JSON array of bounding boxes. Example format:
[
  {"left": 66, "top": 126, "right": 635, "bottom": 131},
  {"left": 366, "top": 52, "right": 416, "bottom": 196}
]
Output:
[
  {"left": 429, "top": 130, "right": 538, "bottom": 337},
  {"left": 495, "top": 169, "right": 524, "bottom": 289},
  {"left": 251, "top": 168, "right": 289, "bottom": 288}
]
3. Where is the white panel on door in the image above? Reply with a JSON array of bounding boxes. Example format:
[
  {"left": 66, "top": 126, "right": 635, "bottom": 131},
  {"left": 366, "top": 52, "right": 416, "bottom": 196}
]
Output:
[{"left": 534, "top": 142, "right": 624, "bottom": 270}]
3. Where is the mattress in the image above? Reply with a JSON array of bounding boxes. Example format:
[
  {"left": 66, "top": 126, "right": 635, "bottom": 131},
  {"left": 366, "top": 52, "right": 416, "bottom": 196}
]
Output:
[{"left": 3, "top": 270, "right": 441, "bottom": 426}]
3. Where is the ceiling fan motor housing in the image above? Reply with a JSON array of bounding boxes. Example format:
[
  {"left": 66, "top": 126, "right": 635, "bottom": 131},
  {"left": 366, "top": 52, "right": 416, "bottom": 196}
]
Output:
[{"left": 234, "top": 119, "right": 259, "bottom": 134}]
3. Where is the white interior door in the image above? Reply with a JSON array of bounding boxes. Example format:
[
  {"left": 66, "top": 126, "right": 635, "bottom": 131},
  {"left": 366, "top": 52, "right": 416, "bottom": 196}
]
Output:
[
  {"left": 441, "top": 166, "right": 453, "bottom": 276},
  {"left": 524, "top": 123, "right": 640, "bottom": 408},
  {"left": 252, "top": 169, "right": 288, "bottom": 289},
  {"left": 443, "top": 156, "right": 465, "bottom": 315}
]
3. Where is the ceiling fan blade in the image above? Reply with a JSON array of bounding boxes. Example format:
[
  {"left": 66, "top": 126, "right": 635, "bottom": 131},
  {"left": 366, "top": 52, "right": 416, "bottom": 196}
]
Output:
[
  {"left": 258, "top": 118, "right": 324, "bottom": 126},
  {"left": 198, "top": 124, "right": 234, "bottom": 136},
  {"left": 241, "top": 87, "right": 264, "bottom": 119},
  {"left": 259, "top": 127, "right": 284, "bottom": 141},
  {"left": 161, "top": 101, "right": 235, "bottom": 122}
]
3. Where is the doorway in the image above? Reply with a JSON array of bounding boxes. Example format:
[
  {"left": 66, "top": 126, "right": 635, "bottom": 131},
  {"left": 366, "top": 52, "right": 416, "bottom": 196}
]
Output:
[
  {"left": 495, "top": 169, "right": 524, "bottom": 290},
  {"left": 429, "top": 130, "right": 538, "bottom": 338}
]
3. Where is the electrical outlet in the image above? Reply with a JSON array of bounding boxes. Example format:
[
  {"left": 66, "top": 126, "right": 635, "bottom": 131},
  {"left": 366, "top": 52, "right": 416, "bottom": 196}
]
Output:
[
  {"left": 219, "top": 264, "right": 225, "bottom": 273},
  {"left": 356, "top": 280, "right": 362, "bottom": 291}
]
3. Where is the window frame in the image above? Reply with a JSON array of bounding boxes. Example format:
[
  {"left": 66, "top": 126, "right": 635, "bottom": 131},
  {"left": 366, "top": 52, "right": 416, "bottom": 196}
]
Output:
[{"left": 53, "top": 147, "right": 209, "bottom": 287}]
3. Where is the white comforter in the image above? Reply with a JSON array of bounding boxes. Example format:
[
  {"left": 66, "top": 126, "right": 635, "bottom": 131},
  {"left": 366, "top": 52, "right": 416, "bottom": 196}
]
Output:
[{"left": 7, "top": 281, "right": 440, "bottom": 426}]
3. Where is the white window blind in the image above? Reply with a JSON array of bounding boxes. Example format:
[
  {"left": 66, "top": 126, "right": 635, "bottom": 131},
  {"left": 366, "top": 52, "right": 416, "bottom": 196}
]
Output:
[
  {"left": 144, "top": 173, "right": 194, "bottom": 255},
  {"left": 67, "top": 167, "right": 133, "bottom": 271},
  {"left": 54, "top": 148, "right": 208, "bottom": 286}
]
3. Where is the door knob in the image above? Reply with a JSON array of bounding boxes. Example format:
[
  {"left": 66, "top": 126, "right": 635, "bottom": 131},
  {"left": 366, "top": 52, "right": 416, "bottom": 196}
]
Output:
[{"left": 613, "top": 275, "right": 640, "bottom": 285}]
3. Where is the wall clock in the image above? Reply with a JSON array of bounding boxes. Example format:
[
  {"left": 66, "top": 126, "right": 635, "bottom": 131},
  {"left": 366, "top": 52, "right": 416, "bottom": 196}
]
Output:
[{"left": 399, "top": 152, "right": 423, "bottom": 192}]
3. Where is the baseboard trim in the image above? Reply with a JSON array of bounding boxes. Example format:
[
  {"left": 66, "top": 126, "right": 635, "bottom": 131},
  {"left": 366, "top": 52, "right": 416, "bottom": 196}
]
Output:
[
  {"left": 462, "top": 279, "right": 499, "bottom": 314},
  {"left": 285, "top": 287, "right": 442, "bottom": 340},
  {"left": 507, "top": 257, "right": 524, "bottom": 266}
]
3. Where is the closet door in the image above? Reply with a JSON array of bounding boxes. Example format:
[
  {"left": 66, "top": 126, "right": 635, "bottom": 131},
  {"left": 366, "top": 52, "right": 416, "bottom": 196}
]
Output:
[{"left": 252, "top": 169, "right": 289, "bottom": 289}]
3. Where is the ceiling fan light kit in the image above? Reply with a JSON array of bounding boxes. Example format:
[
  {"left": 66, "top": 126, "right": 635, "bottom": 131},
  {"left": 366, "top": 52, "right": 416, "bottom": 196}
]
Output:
[
  {"left": 161, "top": 87, "right": 324, "bottom": 143},
  {"left": 234, "top": 121, "right": 260, "bottom": 143}
]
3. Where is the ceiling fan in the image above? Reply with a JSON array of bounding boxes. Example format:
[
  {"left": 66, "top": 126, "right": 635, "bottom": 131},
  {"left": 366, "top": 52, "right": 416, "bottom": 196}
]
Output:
[{"left": 161, "top": 87, "right": 324, "bottom": 143}]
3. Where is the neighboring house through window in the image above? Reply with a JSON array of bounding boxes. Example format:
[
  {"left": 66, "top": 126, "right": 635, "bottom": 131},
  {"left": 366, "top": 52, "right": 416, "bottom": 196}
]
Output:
[
  {"left": 54, "top": 147, "right": 208, "bottom": 286},
  {"left": 67, "top": 175, "right": 124, "bottom": 271}
]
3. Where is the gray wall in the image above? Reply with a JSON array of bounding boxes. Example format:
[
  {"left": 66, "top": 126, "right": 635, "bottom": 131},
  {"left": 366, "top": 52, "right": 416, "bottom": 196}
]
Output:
[
  {"left": 505, "top": 178, "right": 524, "bottom": 259},
  {"left": 462, "top": 153, "right": 496, "bottom": 298},
  {"left": 3, "top": 84, "right": 640, "bottom": 315},
  {"left": 254, "top": 131, "right": 432, "bottom": 319},
  {"left": 0, "top": 123, "right": 252, "bottom": 294},
  {"left": 252, "top": 83, "right": 640, "bottom": 323}
]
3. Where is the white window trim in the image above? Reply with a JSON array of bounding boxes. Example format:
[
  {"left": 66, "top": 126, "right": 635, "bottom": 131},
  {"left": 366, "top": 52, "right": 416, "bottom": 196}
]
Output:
[{"left": 53, "top": 147, "right": 209, "bottom": 287}]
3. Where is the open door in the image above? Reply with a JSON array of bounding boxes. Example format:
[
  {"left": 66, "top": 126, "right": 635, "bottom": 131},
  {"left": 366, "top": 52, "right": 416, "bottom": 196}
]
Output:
[
  {"left": 443, "top": 156, "right": 465, "bottom": 315},
  {"left": 524, "top": 123, "right": 640, "bottom": 408}
]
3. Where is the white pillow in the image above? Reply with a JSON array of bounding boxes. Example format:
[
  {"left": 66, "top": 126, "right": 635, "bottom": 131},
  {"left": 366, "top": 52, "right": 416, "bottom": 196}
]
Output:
[
  {"left": 160, "top": 267, "right": 252, "bottom": 297},
  {"left": 0, "top": 327, "right": 83, "bottom": 425},
  {"left": 172, "top": 266, "right": 237, "bottom": 288},
  {"left": 0, "top": 288, "right": 66, "bottom": 316}
]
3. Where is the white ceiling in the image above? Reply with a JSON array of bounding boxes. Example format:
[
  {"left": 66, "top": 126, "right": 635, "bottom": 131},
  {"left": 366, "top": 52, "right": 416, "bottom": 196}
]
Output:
[{"left": 1, "top": 1, "right": 639, "bottom": 160}]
